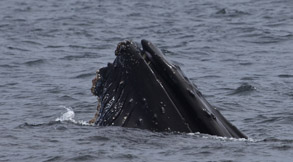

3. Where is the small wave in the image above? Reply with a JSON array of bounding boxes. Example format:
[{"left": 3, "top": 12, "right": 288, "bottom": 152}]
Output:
[
  {"left": 278, "top": 74, "right": 293, "bottom": 78},
  {"left": 215, "top": 8, "right": 250, "bottom": 17},
  {"left": 0, "top": 24, "right": 10, "bottom": 28},
  {"left": 58, "top": 95, "right": 76, "bottom": 101},
  {"left": 285, "top": 92, "right": 293, "bottom": 98},
  {"left": 43, "top": 156, "right": 63, "bottom": 162},
  {"left": 263, "top": 137, "right": 293, "bottom": 144},
  {"left": 11, "top": 18, "right": 26, "bottom": 22},
  {"left": 66, "top": 155, "right": 97, "bottom": 161},
  {"left": 17, "top": 106, "right": 94, "bottom": 128},
  {"left": 24, "top": 59, "right": 46, "bottom": 66},
  {"left": 240, "top": 77, "right": 257, "bottom": 81},
  {"left": 16, "top": 121, "right": 60, "bottom": 128},
  {"left": 239, "top": 62, "right": 253, "bottom": 66},
  {"left": 229, "top": 83, "right": 256, "bottom": 95},
  {"left": 55, "top": 106, "right": 93, "bottom": 126},
  {"left": 61, "top": 52, "right": 97, "bottom": 60},
  {"left": 200, "top": 75, "right": 221, "bottom": 79},
  {"left": 47, "top": 87, "right": 61, "bottom": 94},
  {"left": 0, "top": 64, "right": 18, "bottom": 68},
  {"left": 44, "top": 45, "right": 65, "bottom": 49},
  {"left": 73, "top": 73, "right": 94, "bottom": 79},
  {"left": 21, "top": 40, "right": 43, "bottom": 46},
  {"left": 68, "top": 45, "right": 89, "bottom": 49},
  {"left": 7, "top": 46, "right": 30, "bottom": 51}
]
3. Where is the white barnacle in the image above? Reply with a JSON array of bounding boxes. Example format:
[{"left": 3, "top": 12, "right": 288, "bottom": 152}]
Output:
[{"left": 161, "top": 107, "right": 166, "bottom": 114}]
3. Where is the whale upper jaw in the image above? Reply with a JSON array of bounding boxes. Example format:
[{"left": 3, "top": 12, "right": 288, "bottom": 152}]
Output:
[{"left": 91, "top": 40, "right": 247, "bottom": 139}]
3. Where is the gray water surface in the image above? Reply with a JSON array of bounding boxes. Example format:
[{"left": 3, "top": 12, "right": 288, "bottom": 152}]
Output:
[{"left": 1, "top": 0, "right": 293, "bottom": 161}]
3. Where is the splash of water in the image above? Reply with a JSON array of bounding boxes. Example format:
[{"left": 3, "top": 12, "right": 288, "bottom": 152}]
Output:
[
  {"left": 187, "top": 132, "right": 255, "bottom": 142},
  {"left": 55, "top": 106, "right": 94, "bottom": 126}
]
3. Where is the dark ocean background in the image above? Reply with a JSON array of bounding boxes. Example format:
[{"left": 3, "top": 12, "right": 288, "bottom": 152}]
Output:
[{"left": 0, "top": 0, "right": 292, "bottom": 161}]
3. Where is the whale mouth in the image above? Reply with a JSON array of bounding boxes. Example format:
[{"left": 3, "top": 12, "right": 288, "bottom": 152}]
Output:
[
  {"left": 114, "top": 40, "right": 166, "bottom": 73},
  {"left": 90, "top": 39, "right": 247, "bottom": 139},
  {"left": 92, "top": 39, "right": 177, "bottom": 99},
  {"left": 92, "top": 40, "right": 190, "bottom": 126}
]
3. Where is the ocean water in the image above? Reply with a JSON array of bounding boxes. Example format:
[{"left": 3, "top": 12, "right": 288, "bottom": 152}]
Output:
[{"left": 0, "top": 0, "right": 292, "bottom": 161}]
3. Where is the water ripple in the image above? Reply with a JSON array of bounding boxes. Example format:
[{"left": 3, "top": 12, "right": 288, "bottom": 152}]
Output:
[
  {"left": 229, "top": 83, "right": 256, "bottom": 95},
  {"left": 215, "top": 8, "right": 251, "bottom": 17},
  {"left": 24, "top": 59, "right": 46, "bottom": 66},
  {"left": 278, "top": 74, "right": 293, "bottom": 78},
  {"left": 73, "top": 73, "right": 94, "bottom": 79},
  {"left": 7, "top": 46, "right": 30, "bottom": 51}
]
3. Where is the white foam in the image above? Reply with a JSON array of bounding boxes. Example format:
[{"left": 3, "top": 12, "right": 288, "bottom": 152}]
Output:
[
  {"left": 187, "top": 132, "right": 255, "bottom": 142},
  {"left": 55, "top": 106, "right": 94, "bottom": 126},
  {"left": 208, "top": 135, "right": 255, "bottom": 142}
]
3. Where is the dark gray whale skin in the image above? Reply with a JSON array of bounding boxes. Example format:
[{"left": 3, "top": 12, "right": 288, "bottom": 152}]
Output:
[{"left": 91, "top": 40, "right": 247, "bottom": 139}]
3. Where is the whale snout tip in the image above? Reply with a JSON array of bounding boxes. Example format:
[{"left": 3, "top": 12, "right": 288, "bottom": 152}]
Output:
[{"left": 115, "top": 40, "right": 136, "bottom": 56}]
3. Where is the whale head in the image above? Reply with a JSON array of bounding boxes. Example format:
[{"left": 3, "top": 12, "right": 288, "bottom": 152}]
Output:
[{"left": 90, "top": 40, "right": 247, "bottom": 138}]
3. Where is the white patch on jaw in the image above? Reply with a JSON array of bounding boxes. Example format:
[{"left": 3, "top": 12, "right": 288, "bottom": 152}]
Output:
[{"left": 104, "top": 97, "right": 115, "bottom": 112}]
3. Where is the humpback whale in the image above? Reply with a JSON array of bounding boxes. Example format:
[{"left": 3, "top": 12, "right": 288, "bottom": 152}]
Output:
[{"left": 90, "top": 40, "right": 247, "bottom": 139}]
